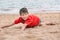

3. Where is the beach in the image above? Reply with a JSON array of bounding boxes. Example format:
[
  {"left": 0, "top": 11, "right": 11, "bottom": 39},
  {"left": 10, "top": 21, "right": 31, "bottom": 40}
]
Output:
[{"left": 0, "top": 11, "right": 60, "bottom": 40}]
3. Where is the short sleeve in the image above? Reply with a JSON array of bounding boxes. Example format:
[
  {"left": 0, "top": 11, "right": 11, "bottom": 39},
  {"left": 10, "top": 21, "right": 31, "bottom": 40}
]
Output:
[
  {"left": 14, "top": 17, "right": 22, "bottom": 24},
  {"left": 25, "top": 17, "right": 33, "bottom": 26}
]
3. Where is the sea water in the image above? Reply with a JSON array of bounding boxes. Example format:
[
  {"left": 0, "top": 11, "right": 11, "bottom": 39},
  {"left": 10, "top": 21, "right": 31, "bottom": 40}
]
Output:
[{"left": 0, "top": 0, "right": 60, "bottom": 14}]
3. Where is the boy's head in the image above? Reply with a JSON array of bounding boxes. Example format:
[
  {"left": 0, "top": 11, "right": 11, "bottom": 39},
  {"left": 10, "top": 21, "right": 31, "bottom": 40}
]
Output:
[
  {"left": 19, "top": 7, "right": 28, "bottom": 15},
  {"left": 19, "top": 8, "right": 29, "bottom": 20}
]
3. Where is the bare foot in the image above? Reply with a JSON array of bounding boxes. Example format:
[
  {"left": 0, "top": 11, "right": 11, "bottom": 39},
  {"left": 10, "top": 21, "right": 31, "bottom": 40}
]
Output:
[{"left": 46, "top": 23, "right": 56, "bottom": 25}]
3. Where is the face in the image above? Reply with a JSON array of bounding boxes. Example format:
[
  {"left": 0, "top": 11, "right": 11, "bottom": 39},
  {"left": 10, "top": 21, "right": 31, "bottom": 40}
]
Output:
[{"left": 20, "top": 12, "right": 28, "bottom": 20}]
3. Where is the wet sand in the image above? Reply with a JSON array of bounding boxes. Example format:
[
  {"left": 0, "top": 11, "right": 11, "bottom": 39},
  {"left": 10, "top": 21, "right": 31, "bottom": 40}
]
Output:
[{"left": 0, "top": 11, "right": 60, "bottom": 40}]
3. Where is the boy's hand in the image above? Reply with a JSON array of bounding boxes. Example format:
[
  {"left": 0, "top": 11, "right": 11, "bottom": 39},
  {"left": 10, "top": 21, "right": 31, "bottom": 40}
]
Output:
[{"left": 20, "top": 24, "right": 27, "bottom": 32}]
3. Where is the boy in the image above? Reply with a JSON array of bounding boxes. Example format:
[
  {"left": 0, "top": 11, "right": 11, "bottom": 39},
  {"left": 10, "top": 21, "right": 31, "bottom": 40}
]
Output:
[{"left": 2, "top": 8, "right": 40, "bottom": 31}]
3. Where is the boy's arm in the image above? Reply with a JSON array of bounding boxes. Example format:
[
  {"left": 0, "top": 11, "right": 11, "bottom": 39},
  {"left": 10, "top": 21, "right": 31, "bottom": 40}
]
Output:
[
  {"left": 2, "top": 23, "right": 15, "bottom": 28},
  {"left": 20, "top": 18, "right": 33, "bottom": 31},
  {"left": 1, "top": 17, "right": 22, "bottom": 29}
]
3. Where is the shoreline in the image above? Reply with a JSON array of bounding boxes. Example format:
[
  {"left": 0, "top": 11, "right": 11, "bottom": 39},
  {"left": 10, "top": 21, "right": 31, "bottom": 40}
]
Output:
[{"left": 0, "top": 10, "right": 60, "bottom": 14}]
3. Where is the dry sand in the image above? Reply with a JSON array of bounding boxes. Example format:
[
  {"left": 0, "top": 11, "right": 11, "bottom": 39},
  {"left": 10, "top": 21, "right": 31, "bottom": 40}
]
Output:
[{"left": 0, "top": 11, "right": 60, "bottom": 40}]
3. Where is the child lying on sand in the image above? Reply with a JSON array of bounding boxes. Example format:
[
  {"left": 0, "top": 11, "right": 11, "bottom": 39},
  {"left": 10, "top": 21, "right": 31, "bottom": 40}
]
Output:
[{"left": 1, "top": 8, "right": 55, "bottom": 31}]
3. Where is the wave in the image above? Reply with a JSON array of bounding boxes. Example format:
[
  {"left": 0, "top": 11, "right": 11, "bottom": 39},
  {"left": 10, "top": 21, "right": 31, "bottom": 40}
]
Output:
[{"left": 0, "top": 7, "right": 60, "bottom": 14}]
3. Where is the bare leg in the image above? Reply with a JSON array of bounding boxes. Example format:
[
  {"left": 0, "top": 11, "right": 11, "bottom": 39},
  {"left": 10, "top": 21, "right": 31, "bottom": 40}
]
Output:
[{"left": 39, "top": 22, "right": 56, "bottom": 26}]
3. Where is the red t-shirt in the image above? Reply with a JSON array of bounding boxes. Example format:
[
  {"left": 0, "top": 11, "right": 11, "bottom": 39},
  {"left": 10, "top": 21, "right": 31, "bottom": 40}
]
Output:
[{"left": 14, "top": 15, "right": 40, "bottom": 28}]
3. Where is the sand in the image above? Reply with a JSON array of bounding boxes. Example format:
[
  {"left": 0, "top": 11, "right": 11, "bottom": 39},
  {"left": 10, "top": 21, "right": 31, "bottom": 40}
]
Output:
[{"left": 0, "top": 11, "right": 60, "bottom": 40}]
